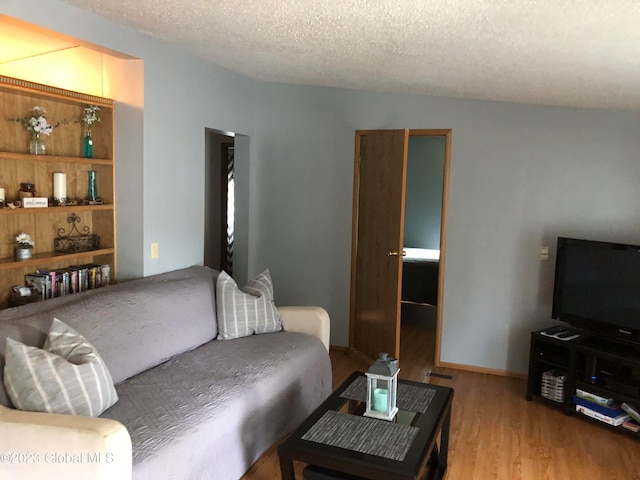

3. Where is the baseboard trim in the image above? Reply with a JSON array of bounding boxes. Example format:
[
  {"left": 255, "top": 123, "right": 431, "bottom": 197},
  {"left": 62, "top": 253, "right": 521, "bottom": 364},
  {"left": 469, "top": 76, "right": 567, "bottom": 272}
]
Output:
[
  {"left": 437, "top": 361, "right": 526, "bottom": 379},
  {"left": 330, "top": 348, "right": 527, "bottom": 379},
  {"left": 329, "top": 345, "right": 348, "bottom": 353}
]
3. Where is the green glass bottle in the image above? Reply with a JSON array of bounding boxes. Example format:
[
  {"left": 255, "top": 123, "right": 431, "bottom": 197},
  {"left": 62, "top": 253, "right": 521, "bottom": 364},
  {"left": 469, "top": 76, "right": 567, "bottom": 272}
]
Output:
[{"left": 83, "top": 131, "right": 93, "bottom": 158}]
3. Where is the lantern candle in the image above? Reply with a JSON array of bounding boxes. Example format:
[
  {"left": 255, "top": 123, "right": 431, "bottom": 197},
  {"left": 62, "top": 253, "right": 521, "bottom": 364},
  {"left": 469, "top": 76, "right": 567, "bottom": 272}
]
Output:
[
  {"left": 373, "top": 388, "right": 388, "bottom": 412},
  {"left": 0, "top": 187, "right": 5, "bottom": 202},
  {"left": 53, "top": 172, "right": 67, "bottom": 204}
]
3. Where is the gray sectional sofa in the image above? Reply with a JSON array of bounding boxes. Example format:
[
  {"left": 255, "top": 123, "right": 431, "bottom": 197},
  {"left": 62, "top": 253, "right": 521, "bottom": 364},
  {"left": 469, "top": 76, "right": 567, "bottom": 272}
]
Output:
[{"left": 0, "top": 266, "right": 332, "bottom": 479}]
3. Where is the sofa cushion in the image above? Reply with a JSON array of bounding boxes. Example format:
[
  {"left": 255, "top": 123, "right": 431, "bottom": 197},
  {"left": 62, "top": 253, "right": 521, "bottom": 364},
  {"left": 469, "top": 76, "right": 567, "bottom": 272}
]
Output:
[
  {"left": 4, "top": 318, "right": 118, "bottom": 417},
  {"left": 0, "top": 266, "right": 219, "bottom": 407},
  {"left": 216, "top": 270, "right": 282, "bottom": 340},
  {"left": 101, "top": 331, "right": 332, "bottom": 480}
]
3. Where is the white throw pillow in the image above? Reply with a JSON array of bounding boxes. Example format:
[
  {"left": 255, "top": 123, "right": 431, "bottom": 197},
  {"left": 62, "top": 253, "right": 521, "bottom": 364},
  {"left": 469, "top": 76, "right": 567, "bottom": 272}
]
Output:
[
  {"left": 3, "top": 318, "right": 118, "bottom": 417},
  {"left": 216, "top": 269, "right": 282, "bottom": 340}
]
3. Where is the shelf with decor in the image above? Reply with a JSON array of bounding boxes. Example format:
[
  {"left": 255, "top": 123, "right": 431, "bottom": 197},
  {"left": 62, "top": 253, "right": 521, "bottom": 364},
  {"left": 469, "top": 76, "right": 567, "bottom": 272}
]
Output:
[{"left": 0, "top": 75, "right": 116, "bottom": 309}]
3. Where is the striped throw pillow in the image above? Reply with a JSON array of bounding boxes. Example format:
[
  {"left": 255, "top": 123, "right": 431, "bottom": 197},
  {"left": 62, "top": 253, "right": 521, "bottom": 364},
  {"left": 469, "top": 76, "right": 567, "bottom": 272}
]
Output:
[
  {"left": 216, "top": 269, "right": 282, "bottom": 340},
  {"left": 3, "top": 318, "right": 118, "bottom": 417}
]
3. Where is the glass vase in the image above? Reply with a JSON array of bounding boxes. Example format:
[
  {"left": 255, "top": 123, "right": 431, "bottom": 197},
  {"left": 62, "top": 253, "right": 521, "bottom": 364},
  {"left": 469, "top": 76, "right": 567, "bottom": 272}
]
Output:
[
  {"left": 83, "top": 131, "right": 93, "bottom": 158},
  {"left": 87, "top": 170, "right": 97, "bottom": 201},
  {"left": 29, "top": 134, "right": 46, "bottom": 155}
]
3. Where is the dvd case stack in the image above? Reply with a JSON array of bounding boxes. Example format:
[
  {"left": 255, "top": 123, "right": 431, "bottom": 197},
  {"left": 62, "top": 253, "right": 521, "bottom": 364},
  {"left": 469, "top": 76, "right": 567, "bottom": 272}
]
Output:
[
  {"left": 23, "top": 263, "right": 111, "bottom": 301},
  {"left": 541, "top": 370, "right": 567, "bottom": 403}
]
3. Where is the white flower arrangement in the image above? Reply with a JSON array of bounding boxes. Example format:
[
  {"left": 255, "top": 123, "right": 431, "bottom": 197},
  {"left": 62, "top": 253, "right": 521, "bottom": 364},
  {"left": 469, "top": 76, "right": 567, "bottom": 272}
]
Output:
[
  {"left": 82, "top": 105, "right": 101, "bottom": 132},
  {"left": 16, "top": 106, "right": 64, "bottom": 137},
  {"left": 15, "top": 232, "right": 35, "bottom": 249}
]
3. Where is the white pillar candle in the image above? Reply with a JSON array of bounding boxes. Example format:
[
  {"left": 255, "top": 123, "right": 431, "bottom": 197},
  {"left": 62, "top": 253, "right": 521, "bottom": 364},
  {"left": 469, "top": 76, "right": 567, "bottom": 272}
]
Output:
[
  {"left": 0, "top": 187, "right": 5, "bottom": 202},
  {"left": 53, "top": 172, "right": 67, "bottom": 200}
]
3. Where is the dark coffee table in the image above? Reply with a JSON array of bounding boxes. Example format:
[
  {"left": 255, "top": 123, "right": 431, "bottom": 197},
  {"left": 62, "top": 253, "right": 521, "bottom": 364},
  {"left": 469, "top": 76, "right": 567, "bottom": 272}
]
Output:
[{"left": 278, "top": 371, "right": 453, "bottom": 480}]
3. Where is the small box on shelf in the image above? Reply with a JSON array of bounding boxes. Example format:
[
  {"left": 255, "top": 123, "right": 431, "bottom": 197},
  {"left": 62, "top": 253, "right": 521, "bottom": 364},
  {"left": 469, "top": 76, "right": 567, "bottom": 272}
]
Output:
[{"left": 8, "top": 285, "right": 41, "bottom": 307}]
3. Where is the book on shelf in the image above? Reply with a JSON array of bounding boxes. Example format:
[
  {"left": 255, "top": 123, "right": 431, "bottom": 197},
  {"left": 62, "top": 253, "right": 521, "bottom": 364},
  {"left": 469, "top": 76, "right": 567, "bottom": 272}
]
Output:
[
  {"left": 35, "top": 269, "right": 73, "bottom": 297},
  {"left": 69, "top": 264, "right": 110, "bottom": 290},
  {"left": 622, "top": 420, "right": 640, "bottom": 433},
  {"left": 573, "top": 395, "right": 622, "bottom": 417},
  {"left": 67, "top": 268, "right": 79, "bottom": 294},
  {"left": 575, "top": 388, "right": 615, "bottom": 407},
  {"left": 69, "top": 266, "right": 89, "bottom": 292},
  {"left": 34, "top": 269, "right": 57, "bottom": 298},
  {"left": 575, "top": 404, "right": 630, "bottom": 426},
  {"left": 56, "top": 269, "right": 71, "bottom": 296},
  {"left": 621, "top": 403, "right": 640, "bottom": 424},
  {"left": 101, "top": 264, "right": 111, "bottom": 287}
]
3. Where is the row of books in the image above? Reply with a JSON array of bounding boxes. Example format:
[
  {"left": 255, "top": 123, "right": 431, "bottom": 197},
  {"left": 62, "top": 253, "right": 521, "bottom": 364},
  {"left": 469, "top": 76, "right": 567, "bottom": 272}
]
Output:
[
  {"left": 24, "top": 264, "right": 111, "bottom": 300},
  {"left": 574, "top": 388, "right": 640, "bottom": 432}
]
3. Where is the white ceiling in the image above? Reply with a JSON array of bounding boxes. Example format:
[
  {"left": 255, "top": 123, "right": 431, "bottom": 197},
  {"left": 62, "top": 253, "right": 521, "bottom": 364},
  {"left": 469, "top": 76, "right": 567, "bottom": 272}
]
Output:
[{"left": 57, "top": 0, "right": 640, "bottom": 111}]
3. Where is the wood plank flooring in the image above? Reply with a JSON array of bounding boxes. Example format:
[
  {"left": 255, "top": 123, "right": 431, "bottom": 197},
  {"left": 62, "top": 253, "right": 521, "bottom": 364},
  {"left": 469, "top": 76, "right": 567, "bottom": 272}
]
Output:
[{"left": 242, "top": 312, "right": 639, "bottom": 480}]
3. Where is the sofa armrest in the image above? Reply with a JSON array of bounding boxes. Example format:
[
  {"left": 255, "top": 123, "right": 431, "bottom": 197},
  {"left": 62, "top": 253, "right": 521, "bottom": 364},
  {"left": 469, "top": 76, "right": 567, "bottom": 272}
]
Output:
[
  {"left": 0, "top": 403, "right": 131, "bottom": 480},
  {"left": 278, "top": 306, "right": 330, "bottom": 352}
]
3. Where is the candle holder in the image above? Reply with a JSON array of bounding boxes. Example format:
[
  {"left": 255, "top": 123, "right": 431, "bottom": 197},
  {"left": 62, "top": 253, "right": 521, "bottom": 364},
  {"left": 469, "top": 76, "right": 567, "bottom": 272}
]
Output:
[{"left": 19, "top": 183, "right": 36, "bottom": 200}]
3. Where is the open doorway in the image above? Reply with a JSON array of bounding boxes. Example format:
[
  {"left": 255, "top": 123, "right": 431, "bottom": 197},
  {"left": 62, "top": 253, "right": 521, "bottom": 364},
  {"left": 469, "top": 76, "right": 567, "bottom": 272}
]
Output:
[
  {"left": 399, "top": 132, "right": 448, "bottom": 377},
  {"left": 204, "top": 129, "right": 235, "bottom": 274}
]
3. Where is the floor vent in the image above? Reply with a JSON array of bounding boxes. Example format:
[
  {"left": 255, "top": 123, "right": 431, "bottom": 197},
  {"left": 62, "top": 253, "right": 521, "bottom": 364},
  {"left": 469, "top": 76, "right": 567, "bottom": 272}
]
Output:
[{"left": 425, "top": 370, "right": 455, "bottom": 380}]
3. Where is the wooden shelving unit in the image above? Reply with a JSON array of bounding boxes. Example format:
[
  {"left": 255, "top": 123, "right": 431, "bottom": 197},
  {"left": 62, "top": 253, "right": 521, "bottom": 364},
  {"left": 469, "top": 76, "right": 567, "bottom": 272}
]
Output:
[{"left": 0, "top": 75, "right": 116, "bottom": 309}]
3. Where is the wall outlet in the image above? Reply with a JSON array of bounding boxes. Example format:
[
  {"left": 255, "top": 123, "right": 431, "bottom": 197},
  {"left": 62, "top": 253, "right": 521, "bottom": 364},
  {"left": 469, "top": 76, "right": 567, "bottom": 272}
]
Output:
[{"left": 151, "top": 242, "right": 159, "bottom": 259}]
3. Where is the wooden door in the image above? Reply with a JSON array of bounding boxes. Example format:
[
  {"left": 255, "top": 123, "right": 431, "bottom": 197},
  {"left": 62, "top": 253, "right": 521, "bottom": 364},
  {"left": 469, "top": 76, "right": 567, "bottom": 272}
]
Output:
[{"left": 350, "top": 130, "right": 409, "bottom": 361}]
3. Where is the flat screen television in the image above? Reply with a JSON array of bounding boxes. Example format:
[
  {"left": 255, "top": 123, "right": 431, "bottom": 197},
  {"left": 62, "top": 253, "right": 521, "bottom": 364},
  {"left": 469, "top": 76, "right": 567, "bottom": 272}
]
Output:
[{"left": 552, "top": 237, "right": 640, "bottom": 345}]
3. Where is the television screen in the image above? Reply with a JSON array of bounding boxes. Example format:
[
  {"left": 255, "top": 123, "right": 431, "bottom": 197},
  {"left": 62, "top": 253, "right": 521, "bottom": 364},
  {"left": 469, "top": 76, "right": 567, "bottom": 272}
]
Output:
[{"left": 552, "top": 237, "right": 640, "bottom": 344}]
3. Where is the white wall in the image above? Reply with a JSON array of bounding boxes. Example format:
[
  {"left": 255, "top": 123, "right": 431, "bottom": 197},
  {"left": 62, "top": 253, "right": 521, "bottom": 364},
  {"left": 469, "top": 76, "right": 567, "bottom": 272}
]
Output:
[
  {"left": 254, "top": 82, "right": 640, "bottom": 373},
  {"left": 6, "top": 0, "right": 640, "bottom": 374}
]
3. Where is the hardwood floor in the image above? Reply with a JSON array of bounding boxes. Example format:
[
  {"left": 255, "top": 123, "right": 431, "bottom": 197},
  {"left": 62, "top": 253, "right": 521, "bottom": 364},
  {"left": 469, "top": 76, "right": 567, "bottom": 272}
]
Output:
[{"left": 242, "top": 315, "right": 639, "bottom": 480}]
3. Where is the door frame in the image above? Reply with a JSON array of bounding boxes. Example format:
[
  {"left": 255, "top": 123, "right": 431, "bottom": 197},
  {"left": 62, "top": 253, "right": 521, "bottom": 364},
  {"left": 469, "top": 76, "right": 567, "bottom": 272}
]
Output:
[{"left": 349, "top": 128, "right": 452, "bottom": 366}]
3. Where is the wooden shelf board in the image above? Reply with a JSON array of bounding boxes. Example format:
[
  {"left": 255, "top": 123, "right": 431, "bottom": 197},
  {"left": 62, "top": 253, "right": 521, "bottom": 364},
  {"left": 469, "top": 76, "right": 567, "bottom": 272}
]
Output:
[
  {"left": 0, "top": 151, "right": 112, "bottom": 164},
  {"left": 0, "top": 248, "right": 115, "bottom": 271},
  {"left": 0, "top": 204, "right": 113, "bottom": 216}
]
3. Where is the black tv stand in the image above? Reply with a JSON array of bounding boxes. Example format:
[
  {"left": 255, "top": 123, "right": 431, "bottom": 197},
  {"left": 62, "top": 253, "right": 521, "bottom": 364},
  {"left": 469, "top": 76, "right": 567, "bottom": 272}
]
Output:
[
  {"left": 526, "top": 328, "right": 640, "bottom": 437},
  {"left": 582, "top": 336, "right": 640, "bottom": 360}
]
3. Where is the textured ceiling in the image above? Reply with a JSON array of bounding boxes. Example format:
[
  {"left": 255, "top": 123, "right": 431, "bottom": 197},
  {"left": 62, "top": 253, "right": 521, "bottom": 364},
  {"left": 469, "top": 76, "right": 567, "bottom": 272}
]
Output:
[{"left": 59, "top": 0, "right": 640, "bottom": 111}]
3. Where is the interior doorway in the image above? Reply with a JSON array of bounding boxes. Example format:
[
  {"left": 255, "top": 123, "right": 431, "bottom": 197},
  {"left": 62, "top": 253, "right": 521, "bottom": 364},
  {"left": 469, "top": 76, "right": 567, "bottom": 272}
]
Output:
[
  {"left": 399, "top": 132, "right": 448, "bottom": 376},
  {"left": 349, "top": 129, "right": 451, "bottom": 371},
  {"left": 204, "top": 129, "right": 235, "bottom": 274}
]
